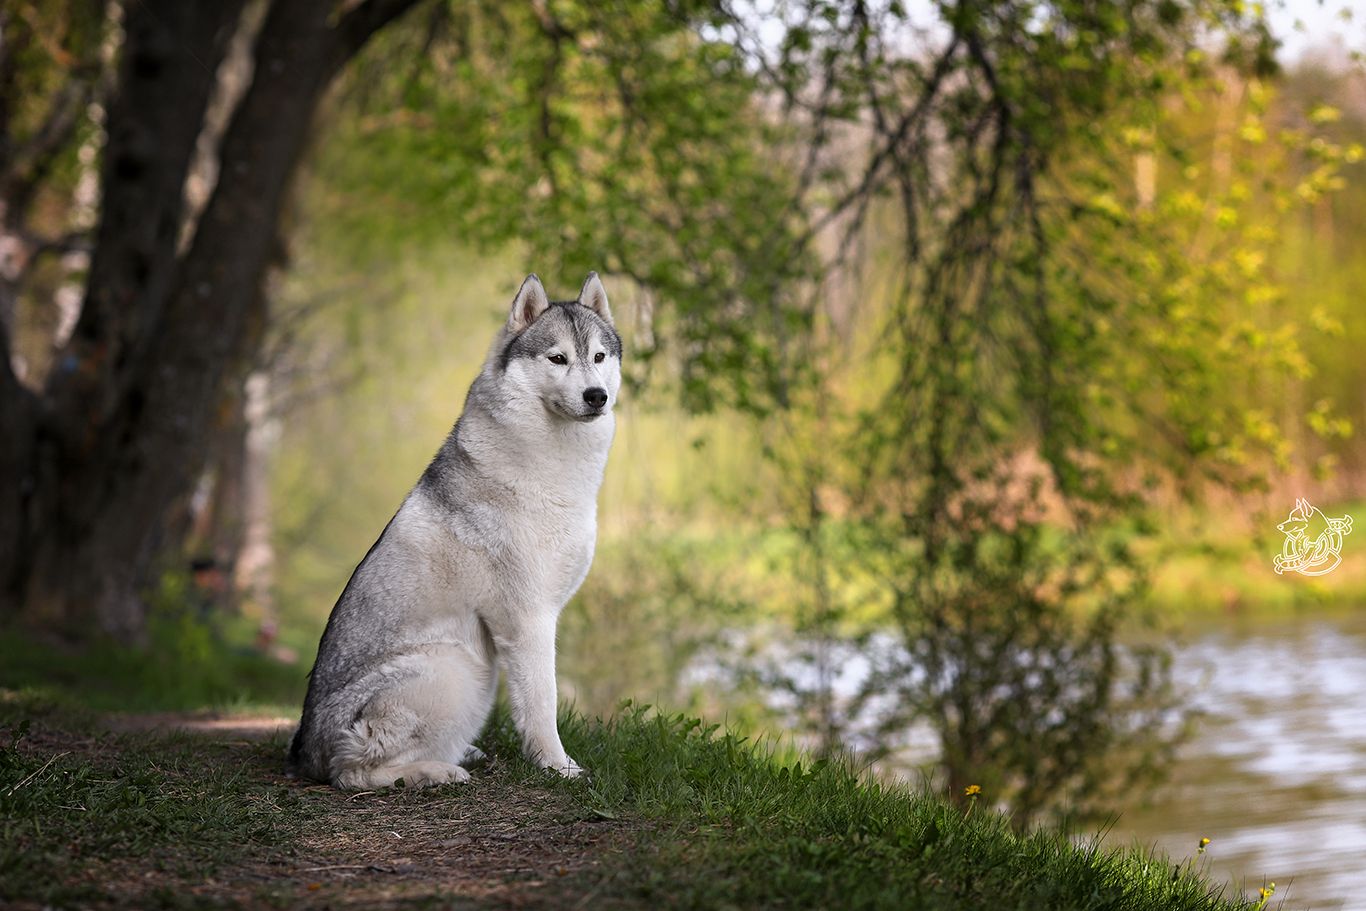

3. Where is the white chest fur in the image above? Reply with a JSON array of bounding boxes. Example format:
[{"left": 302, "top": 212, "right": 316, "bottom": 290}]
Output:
[{"left": 447, "top": 408, "right": 612, "bottom": 612}]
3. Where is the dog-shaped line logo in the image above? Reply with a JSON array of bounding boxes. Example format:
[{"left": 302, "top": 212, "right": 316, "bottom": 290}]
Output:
[{"left": 1273, "top": 498, "right": 1353, "bottom": 577}]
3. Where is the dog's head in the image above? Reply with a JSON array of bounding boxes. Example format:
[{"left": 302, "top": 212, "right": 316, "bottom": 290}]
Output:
[{"left": 497, "top": 273, "right": 622, "bottom": 423}]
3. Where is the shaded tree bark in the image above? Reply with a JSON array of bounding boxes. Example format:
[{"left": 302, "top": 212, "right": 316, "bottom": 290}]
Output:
[{"left": 0, "top": 0, "right": 423, "bottom": 640}]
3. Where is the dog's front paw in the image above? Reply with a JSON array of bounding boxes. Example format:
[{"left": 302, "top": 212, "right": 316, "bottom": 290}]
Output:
[{"left": 542, "top": 755, "right": 586, "bottom": 779}]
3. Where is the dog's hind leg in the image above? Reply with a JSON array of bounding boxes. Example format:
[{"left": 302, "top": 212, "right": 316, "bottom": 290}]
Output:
[{"left": 328, "top": 644, "right": 495, "bottom": 790}]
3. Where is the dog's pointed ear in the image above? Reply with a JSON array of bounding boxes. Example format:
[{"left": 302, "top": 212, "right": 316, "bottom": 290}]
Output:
[
  {"left": 578, "top": 272, "right": 612, "bottom": 324},
  {"left": 507, "top": 274, "right": 550, "bottom": 332}
]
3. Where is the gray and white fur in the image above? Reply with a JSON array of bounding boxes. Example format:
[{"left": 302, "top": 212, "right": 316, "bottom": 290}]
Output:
[{"left": 288, "top": 273, "right": 621, "bottom": 788}]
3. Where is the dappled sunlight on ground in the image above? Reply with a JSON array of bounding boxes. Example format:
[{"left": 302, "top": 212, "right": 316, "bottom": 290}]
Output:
[{"left": 103, "top": 713, "right": 297, "bottom": 739}]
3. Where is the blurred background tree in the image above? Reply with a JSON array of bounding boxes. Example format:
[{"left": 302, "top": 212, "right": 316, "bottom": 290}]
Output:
[{"left": 675, "top": 0, "right": 1354, "bottom": 827}]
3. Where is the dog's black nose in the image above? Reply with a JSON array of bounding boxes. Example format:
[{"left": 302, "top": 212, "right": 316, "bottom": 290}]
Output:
[{"left": 583, "top": 387, "right": 608, "bottom": 409}]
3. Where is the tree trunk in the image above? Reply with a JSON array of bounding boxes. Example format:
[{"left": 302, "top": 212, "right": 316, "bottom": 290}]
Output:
[
  {"left": 5, "top": 0, "right": 245, "bottom": 637},
  {"left": 0, "top": 0, "right": 422, "bottom": 641},
  {"left": 0, "top": 322, "right": 35, "bottom": 613},
  {"left": 235, "top": 369, "right": 276, "bottom": 620}
]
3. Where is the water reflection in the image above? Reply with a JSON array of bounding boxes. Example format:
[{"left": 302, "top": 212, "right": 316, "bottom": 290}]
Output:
[{"left": 1117, "top": 612, "right": 1366, "bottom": 911}]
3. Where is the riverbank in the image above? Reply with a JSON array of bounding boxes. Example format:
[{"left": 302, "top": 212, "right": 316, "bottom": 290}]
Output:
[{"left": 1, "top": 688, "right": 1273, "bottom": 911}]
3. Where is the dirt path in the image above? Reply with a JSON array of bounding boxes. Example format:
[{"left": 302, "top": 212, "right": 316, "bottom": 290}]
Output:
[{"left": 8, "top": 708, "right": 645, "bottom": 910}]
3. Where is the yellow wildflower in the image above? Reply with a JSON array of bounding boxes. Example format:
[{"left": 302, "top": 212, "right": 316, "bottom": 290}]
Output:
[{"left": 964, "top": 784, "right": 982, "bottom": 797}]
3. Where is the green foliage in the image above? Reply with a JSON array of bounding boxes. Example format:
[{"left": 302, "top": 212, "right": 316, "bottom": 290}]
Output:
[
  {"left": 1271, "top": 61, "right": 1366, "bottom": 484},
  {"left": 0, "top": 1, "right": 106, "bottom": 199},
  {"left": 308, "top": 0, "right": 816, "bottom": 412},
  {"left": 871, "top": 525, "right": 1185, "bottom": 828},
  {"left": 269, "top": 246, "right": 512, "bottom": 640},
  {"left": 711, "top": 0, "right": 1361, "bottom": 830},
  {"left": 0, "top": 598, "right": 304, "bottom": 714}
]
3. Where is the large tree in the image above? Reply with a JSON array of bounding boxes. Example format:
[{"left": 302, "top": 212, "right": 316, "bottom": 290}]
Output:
[
  {"left": 0, "top": 0, "right": 811, "bottom": 641},
  {"left": 0, "top": 0, "right": 423, "bottom": 639}
]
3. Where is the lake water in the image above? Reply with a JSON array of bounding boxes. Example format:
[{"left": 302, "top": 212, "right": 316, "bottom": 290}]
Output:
[
  {"left": 680, "top": 609, "right": 1366, "bottom": 910},
  {"left": 1115, "top": 611, "right": 1366, "bottom": 911}
]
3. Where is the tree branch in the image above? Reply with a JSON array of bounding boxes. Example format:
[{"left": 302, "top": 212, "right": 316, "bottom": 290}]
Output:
[
  {"left": 329, "top": 0, "right": 426, "bottom": 75},
  {"left": 797, "top": 35, "right": 961, "bottom": 251},
  {"left": 0, "top": 81, "right": 92, "bottom": 229},
  {"left": 0, "top": 8, "right": 29, "bottom": 169}
]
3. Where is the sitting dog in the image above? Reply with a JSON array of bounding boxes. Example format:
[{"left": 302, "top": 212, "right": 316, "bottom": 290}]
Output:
[{"left": 288, "top": 273, "right": 620, "bottom": 788}]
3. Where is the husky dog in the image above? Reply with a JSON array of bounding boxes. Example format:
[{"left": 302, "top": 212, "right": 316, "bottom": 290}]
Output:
[{"left": 288, "top": 273, "right": 620, "bottom": 789}]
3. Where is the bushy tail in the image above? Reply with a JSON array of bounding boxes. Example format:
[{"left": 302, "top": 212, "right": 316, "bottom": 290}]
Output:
[{"left": 285, "top": 718, "right": 307, "bottom": 776}]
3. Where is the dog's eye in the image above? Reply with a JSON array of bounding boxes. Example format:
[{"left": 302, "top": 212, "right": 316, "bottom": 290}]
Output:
[
  {"left": 548, "top": 353, "right": 568, "bottom": 365},
  {"left": 594, "top": 352, "right": 605, "bottom": 363}
]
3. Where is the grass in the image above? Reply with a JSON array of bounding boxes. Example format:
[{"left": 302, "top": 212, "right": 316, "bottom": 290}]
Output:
[
  {"left": 0, "top": 674, "right": 1274, "bottom": 910},
  {"left": 0, "top": 695, "right": 315, "bottom": 908},
  {"left": 555, "top": 706, "right": 1269, "bottom": 911},
  {"left": 0, "top": 615, "right": 306, "bottom": 714},
  {"left": 0, "top": 690, "right": 626, "bottom": 909}
]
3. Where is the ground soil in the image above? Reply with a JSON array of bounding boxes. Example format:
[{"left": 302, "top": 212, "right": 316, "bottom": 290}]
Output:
[{"left": 9, "top": 710, "right": 648, "bottom": 910}]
